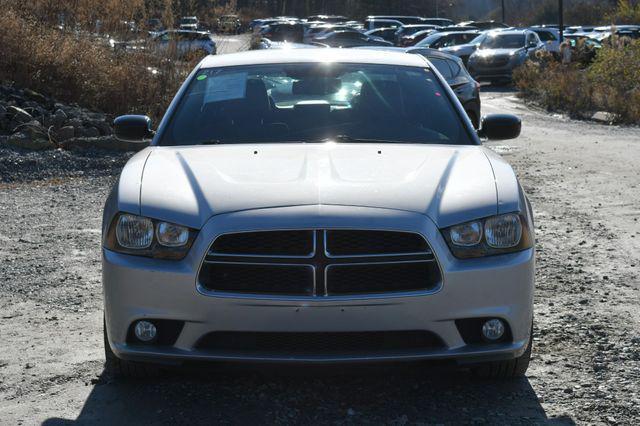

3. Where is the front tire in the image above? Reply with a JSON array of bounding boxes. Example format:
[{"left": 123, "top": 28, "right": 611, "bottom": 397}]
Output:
[
  {"left": 104, "top": 319, "right": 160, "bottom": 379},
  {"left": 472, "top": 326, "right": 533, "bottom": 379}
]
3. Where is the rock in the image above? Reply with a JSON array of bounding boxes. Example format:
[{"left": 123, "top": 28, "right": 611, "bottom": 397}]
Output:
[
  {"left": 68, "top": 118, "right": 82, "bottom": 129},
  {"left": 22, "top": 120, "right": 48, "bottom": 141},
  {"left": 77, "top": 126, "right": 100, "bottom": 138},
  {"left": 87, "top": 119, "right": 112, "bottom": 135},
  {"left": 5, "top": 132, "right": 54, "bottom": 151},
  {"left": 592, "top": 111, "right": 615, "bottom": 123},
  {"left": 55, "top": 126, "right": 75, "bottom": 142},
  {"left": 23, "top": 88, "right": 48, "bottom": 105},
  {"left": 52, "top": 109, "right": 67, "bottom": 128},
  {"left": 59, "top": 135, "right": 146, "bottom": 152},
  {"left": 6, "top": 106, "right": 32, "bottom": 124}
]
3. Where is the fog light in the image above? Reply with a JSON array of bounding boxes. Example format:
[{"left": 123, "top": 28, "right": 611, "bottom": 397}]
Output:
[
  {"left": 481, "top": 318, "right": 505, "bottom": 341},
  {"left": 134, "top": 320, "right": 157, "bottom": 342}
]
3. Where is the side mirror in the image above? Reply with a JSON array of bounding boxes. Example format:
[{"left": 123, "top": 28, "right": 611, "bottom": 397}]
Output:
[
  {"left": 478, "top": 114, "right": 521, "bottom": 140},
  {"left": 113, "top": 115, "right": 154, "bottom": 142}
]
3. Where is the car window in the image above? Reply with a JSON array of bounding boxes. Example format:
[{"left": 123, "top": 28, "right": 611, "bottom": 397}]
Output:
[
  {"left": 447, "top": 59, "right": 461, "bottom": 77},
  {"left": 416, "top": 33, "right": 442, "bottom": 47},
  {"left": 439, "top": 35, "right": 459, "bottom": 48},
  {"left": 480, "top": 34, "right": 525, "bottom": 49},
  {"left": 535, "top": 30, "right": 557, "bottom": 41},
  {"left": 160, "top": 63, "right": 473, "bottom": 146},
  {"left": 428, "top": 57, "right": 453, "bottom": 79},
  {"left": 461, "top": 33, "right": 477, "bottom": 43}
]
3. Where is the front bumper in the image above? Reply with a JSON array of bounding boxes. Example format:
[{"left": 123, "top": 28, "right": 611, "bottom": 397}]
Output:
[
  {"left": 468, "top": 60, "right": 522, "bottom": 82},
  {"left": 103, "top": 205, "right": 534, "bottom": 365}
]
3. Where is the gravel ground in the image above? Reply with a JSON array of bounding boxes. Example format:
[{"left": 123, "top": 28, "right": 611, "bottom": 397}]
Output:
[{"left": 0, "top": 89, "right": 639, "bottom": 425}]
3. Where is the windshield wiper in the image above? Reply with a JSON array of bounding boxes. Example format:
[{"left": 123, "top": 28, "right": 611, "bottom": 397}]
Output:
[
  {"left": 198, "top": 139, "right": 223, "bottom": 145},
  {"left": 316, "top": 135, "right": 405, "bottom": 144}
]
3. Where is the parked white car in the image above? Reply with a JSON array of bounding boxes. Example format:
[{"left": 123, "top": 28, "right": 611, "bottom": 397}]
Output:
[
  {"left": 104, "top": 49, "right": 534, "bottom": 379},
  {"left": 530, "top": 27, "right": 560, "bottom": 53},
  {"left": 150, "top": 30, "right": 217, "bottom": 56}
]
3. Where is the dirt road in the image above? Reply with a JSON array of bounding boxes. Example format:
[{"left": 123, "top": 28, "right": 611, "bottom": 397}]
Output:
[{"left": 0, "top": 89, "right": 639, "bottom": 425}]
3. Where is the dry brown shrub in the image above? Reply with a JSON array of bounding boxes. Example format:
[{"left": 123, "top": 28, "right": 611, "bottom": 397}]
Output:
[{"left": 0, "top": 8, "right": 199, "bottom": 122}]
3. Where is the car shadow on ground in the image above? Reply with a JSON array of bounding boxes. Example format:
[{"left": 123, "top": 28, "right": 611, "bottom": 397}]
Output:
[{"left": 42, "top": 362, "right": 576, "bottom": 424}]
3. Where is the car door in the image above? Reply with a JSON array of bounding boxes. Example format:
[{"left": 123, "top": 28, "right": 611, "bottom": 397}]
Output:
[{"left": 525, "top": 32, "right": 542, "bottom": 57}]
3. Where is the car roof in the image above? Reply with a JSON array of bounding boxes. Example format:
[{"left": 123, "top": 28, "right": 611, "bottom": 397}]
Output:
[
  {"left": 432, "top": 31, "right": 478, "bottom": 36},
  {"left": 200, "top": 48, "right": 428, "bottom": 69},
  {"left": 357, "top": 45, "right": 460, "bottom": 60},
  {"left": 493, "top": 29, "right": 530, "bottom": 35}
]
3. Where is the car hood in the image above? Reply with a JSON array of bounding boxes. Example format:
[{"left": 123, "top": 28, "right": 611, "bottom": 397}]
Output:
[
  {"left": 441, "top": 43, "right": 476, "bottom": 53},
  {"left": 135, "top": 144, "right": 499, "bottom": 229},
  {"left": 472, "top": 48, "right": 521, "bottom": 58}
]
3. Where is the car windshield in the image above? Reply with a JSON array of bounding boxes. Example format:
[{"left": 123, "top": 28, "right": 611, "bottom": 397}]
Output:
[
  {"left": 469, "top": 33, "right": 486, "bottom": 44},
  {"left": 181, "top": 18, "right": 197, "bottom": 24},
  {"left": 159, "top": 63, "right": 472, "bottom": 146},
  {"left": 480, "top": 34, "right": 525, "bottom": 49},
  {"left": 415, "top": 33, "right": 443, "bottom": 46}
]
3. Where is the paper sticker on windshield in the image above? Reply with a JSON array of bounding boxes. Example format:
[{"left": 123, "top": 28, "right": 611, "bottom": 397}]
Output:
[{"left": 204, "top": 72, "right": 248, "bottom": 104}]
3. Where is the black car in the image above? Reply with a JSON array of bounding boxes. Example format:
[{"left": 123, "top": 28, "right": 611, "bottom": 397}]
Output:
[
  {"left": 358, "top": 46, "right": 482, "bottom": 128},
  {"left": 313, "top": 31, "right": 394, "bottom": 48},
  {"left": 459, "top": 21, "right": 510, "bottom": 30}
]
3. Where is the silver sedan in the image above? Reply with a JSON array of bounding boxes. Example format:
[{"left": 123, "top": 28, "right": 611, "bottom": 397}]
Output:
[{"left": 102, "top": 49, "right": 534, "bottom": 379}]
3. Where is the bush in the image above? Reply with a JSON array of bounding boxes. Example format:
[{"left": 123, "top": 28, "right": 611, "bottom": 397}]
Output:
[
  {"left": 589, "top": 39, "right": 640, "bottom": 123},
  {"left": 514, "top": 41, "right": 640, "bottom": 124},
  {"left": 0, "top": 9, "right": 198, "bottom": 122}
]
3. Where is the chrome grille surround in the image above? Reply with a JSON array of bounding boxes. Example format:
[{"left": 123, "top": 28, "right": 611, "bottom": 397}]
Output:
[{"left": 198, "top": 230, "right": 442, "bottom": 297}]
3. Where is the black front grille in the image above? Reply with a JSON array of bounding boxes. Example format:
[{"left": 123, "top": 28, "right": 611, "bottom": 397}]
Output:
[
  {"left": 326, "top": 230, "right": 429, "bottom": 256},
  {"left": 326, "top": 261, "right": 438, "bottom": 295},
  {"left": 488, "top": 56, "right": 510, "bottom": 67},
  {"left": 211, "top": 231, "right": 314, "bottom": 256},
  {"left": 199, "top": 263, "right": 314, "bottom": 295},
  {"left": 196, "top": 331, "right": 444, "bottom": 354},
  {"left": 199, "top": 230, "right": 440, "bottom": 296}
]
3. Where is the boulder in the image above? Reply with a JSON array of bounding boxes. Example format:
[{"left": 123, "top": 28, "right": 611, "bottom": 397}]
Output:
[
  {"left": 6, "top": 106, "right": 32, "bottom": 124},
  {"left": 5, "top": 132, "right": 54, "bottom": 150},
  {"left": 22, "top": 120, "right": 48, "bottom": 141},
  {"left": 59, "top": 135, "right": 145, "bottom": 152},
  {"left": 68, "top": 117, "right": 82, "bottom": 129},
  {"left": 76, "top": 126, "right": 100, "bottom": 138},
  {"left": 55, "top": 126, "right": 75, "bottom": 142},
  {"left": 87, "top": 119, "right": 112, "bottom": 135},
  {"left": 23, "top": 88, "right": 49, "bottom": 106},
  {"left": 52, "top": 109, "right": 67, "bottom": 128}
]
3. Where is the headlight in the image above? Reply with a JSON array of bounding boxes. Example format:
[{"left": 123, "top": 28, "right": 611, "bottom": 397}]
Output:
[
  {"left": 484, "top": 214, "right": 522, "bottom": 248},
  {"left": 443, "top": 213, "right": 532, "bottom": 259},
  {"left": 156, "top": 222, "right": 189, "bottom": 247},
  {"left": 105, "top": 213, "right": 197, "bottom": 260},
  {"left": 116, "top": 214, "right": 153, "bottom": 249},
  {"left": 449, "top": 221, "right": 482, "bottom": 246}
]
